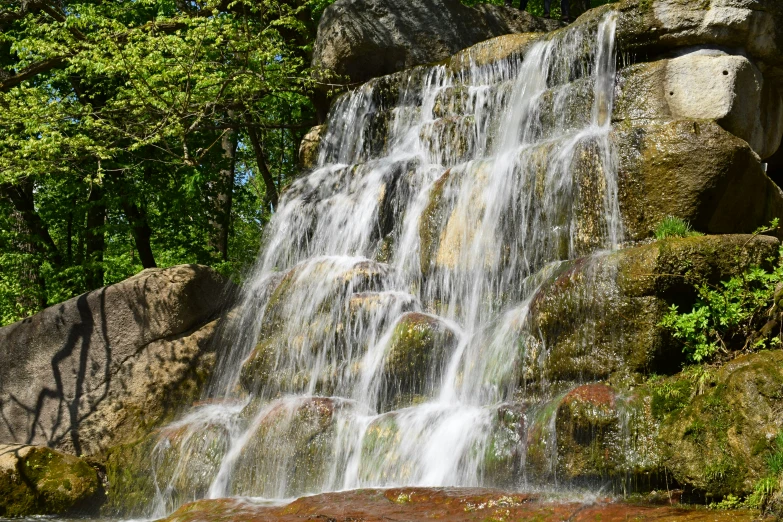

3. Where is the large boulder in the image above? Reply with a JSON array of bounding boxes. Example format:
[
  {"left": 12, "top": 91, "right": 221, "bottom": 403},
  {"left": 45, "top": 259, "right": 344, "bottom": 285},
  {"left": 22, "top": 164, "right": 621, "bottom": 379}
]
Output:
[
  {"left": 652, "top": 350, "right": 783, "bottom": 500},
  {"left": 230, "top": 397, "right": 346, "bottom": 498},
  {"left": 312, "top": 0, "right": 560, "bottom": 86},
  {"left": 614, "top": 52, "right": 783, "bottom": 160},
  {"left": 0, "top": 265, "right": 234, "bottom": 456},
  {"left": 614, "top": 119, "right": 783, "bottom": 239},
  {"left": 379, "top": 312, "right": 458, "bottom": 410},
  {"left": 0, "top": 444, "right": 103, "bottom": 517},
  {"left": 525, "top": 384, "right": 661, "bottom": 489},
  {"left": 521, "top": 234, "right": 780, "bottom": 394},
  {"left": 612, "top": 0, "right": 783, "bottom": 87}
]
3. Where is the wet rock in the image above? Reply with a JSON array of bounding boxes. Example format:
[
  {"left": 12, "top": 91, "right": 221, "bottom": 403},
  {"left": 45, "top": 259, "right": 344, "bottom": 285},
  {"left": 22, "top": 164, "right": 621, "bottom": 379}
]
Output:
[
  {"left": 555, "top": 384, "right": 621, "bottom": 480},
  {"left": 483, "top": 403, "right": 527, "bottom": 487},
  {"left": 299, "top": 124, "right": 327, "bottom": 169},
  {"left": 313, "top": 0, "right": 560, "bottom": 86},
  {"left": 614, "top": 119, "right": 783, "bottom": 240},
  {"left": 0, "top": 444, "right": 103, "bottom": 517},
  {"left": 523, "top": 234, "right": 780, "bottom": 392},
  {"left": 101, "top": 432, "right": 160, "bottom": 516},
  {"left": 152, "top": 421, "right": 231, "bottom": 511},
  {"left": 447, "top": 33, "right": 546, "bottom": 72},
  {"left": 419, "top": 137, "right": 614, "bottom": 277},
  {"left": 260, "top": 258, "right": 388, "bottom": 339},
  {"left": 358, "top": 404, "right": 526, "bottom": 487},
  {"left": 230, "top": 397, "right": 346, "bottom": 498},
  {"left": 239, "top": 260, "right": 393, "bottom": 394},
  {"left": 379, "top": 312, "right": 458, "bottom": 409},
  {"left": 525, "top": 384, "right": 661, "bottom": 491},
  {"left": 0, "top": 265, "right": 234, "bottom": 456},
  {"left": 652, "top": 350, "right": 783, "bottom": 500},
  {"left": 158, "top": 487, "right": 761, "bottom": 521}
]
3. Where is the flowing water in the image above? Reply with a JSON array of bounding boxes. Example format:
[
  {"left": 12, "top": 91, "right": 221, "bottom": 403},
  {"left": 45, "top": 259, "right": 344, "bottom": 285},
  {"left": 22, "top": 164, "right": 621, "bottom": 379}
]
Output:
[{"left": 146, "top": 12, "right": 624, "bottom": 516}]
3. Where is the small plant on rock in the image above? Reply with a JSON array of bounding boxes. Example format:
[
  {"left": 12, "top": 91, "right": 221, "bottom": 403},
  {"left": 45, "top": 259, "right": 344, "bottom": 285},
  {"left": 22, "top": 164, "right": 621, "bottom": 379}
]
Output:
[
  {"left": 660, "top": 220, "right": 783, "bottom": 363},
  {"left": 654, "top": 216, "right": 702, "bottom": 240},
  {"left": 746, "top": 432, "right": 783, "bottom": 516}
]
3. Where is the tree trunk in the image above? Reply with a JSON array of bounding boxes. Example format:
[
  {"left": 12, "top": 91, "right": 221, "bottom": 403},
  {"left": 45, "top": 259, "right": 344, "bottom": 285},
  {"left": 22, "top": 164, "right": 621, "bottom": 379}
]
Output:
[
  {"left": 215, "top": 126, "right": 237, "bottom": 262},
  {"left": 121, "top": 200, "right": 157, "bottom": 268},
  {"left": 244, "top": 113, "right": 279, "bottom": 210},
  {"left": 1, "top": 179, "right": 63, "bottom": 268},
  {"left": 85, "top": 184, "right": 106, "bottom": 290},
  {"left": 6, "top": 207, "right": 48, "bottom": 311}
]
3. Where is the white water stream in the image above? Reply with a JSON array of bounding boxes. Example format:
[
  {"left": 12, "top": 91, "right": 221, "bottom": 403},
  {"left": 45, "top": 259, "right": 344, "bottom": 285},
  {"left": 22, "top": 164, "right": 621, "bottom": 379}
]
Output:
[{"left": 146, "top": 13, "right": 622, "bottom": 516}]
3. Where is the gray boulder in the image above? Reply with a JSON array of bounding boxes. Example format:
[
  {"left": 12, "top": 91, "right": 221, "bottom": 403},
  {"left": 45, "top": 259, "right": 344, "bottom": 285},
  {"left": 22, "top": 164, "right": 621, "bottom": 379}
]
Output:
[
  {"left": 312, "top": 0, "right": 560, "bottom": 86},
  {"left": 613, "top": 51, "right": 783, "bottom": 160},
  {"left": 0, "top": 265, "right": 234, "bottom": 456}
]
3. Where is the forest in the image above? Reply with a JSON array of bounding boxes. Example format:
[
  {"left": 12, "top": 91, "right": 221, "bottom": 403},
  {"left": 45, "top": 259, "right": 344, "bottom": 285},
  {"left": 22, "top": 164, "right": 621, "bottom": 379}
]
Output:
[{"left": 0, "top": 0, "right": 327, "bottom": 325}]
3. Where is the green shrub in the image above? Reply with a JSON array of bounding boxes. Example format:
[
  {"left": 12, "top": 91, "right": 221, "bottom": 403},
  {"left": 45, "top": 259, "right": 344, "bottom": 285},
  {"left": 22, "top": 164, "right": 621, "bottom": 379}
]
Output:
[
  {"left": 660, "top": 261, "right": 782, "bottom": 362},
  {"left": 654, "top": 216, "right": 702, "bottom": 240},
  {"left": 659, "top": 220, "right": 782, "bottom": 363}
]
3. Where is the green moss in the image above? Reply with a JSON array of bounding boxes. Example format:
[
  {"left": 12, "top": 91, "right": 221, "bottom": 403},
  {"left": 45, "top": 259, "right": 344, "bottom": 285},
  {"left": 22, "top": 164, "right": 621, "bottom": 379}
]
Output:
[
  {"left": 381, "top": 313, "right": 455, "bottom": 409},
  {"left": 655, "top": 351, "right": 783, "bottom": 499},
  {"left": 418, "top": 169, "right": 452, "bottom": 275},
  {"left": 0, "top": 446, "right": 102, "bottom": 517},
  {"left": 101, "top": 434, "right": 159, "bottom": 517},
  {"left": 648, "top": 377, "right": 692, "bottom": 419}
]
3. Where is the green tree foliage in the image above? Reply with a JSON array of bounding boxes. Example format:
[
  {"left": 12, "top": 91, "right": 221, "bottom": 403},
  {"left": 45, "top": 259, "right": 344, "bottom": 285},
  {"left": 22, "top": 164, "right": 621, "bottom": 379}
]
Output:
[
  {"left": 0, "top": 0, "right": 327, "bottom": 325},
  {"left": 461, "top": 0, "right": 616, "bottom": 18}
]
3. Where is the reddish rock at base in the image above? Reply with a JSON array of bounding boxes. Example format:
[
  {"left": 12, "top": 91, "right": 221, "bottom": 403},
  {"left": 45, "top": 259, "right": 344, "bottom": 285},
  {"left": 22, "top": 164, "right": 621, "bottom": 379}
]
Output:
[{"left": 158, "top": 488, "right": 765, "bottom": 522}]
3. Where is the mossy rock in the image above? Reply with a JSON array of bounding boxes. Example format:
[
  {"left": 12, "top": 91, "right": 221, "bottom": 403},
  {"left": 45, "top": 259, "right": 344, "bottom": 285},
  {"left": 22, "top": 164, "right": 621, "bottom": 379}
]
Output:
[
  {"left": 230, "top": 397, "right": 346, "bottom": 498},
  {"left": 260, "top": 258, "right": 389, "bottom": 339},
  {"left": 358, "top": 403, "right": 527, "bottom": 486},
  {"left": 101, "top": 433, "right": 159, "bottom": 516},
  {"left": 614, "top": 119, "right": 783, "bottom": 241},
  {"left": 0, "top": 445, "right": 103, "bottom": 517},
  {"left": 482, "top": 403, "right": 527, "bottom": 487},
  {"left": 523, "top": 384, "right": 663, "bottom": 491},
  {"left": 523, "top": 234, "right": 780, "bottom": 392},
  {"left": 653, "top": 350, "right": 783, "bottom": 500},
  {"left": 240, "top": 258, "right": 392, "bottom": 394},
  {"left": 379, "top": 312, "right": 458, "bottom": 410},
  {"left": 555, "top": 384, "right": 621, "bottom": 480},
  {"left": 241, "top": 289, "right": 417, "bottom": 396}
]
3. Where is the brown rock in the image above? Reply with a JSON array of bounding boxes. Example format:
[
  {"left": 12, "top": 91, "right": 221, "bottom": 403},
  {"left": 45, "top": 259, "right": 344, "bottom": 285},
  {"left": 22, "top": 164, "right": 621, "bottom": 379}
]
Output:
[{"left": 0, "top": 265, "right": 234, "bottom": 455}]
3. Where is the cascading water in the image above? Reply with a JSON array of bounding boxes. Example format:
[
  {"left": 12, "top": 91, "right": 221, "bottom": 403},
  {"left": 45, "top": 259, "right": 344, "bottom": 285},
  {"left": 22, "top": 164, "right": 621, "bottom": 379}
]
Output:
[{"left": 147, "top": 12, "right": 622, "bottom": 516}]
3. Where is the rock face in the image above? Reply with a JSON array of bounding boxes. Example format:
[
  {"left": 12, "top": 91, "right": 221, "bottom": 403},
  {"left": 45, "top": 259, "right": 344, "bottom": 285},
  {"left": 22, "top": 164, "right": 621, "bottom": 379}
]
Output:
[
  {"left": 609, "top": 0, "right": 783, "bottom": 162},
  {"left": 422, "top": 6, "right": 783, "bottom": 240},
  {"left": 0, "top": 444, "right": 103, "bottom": 517},
  {"left": 613, "top": 0, "right": 783, "bottom": 87},
  {"left": 299, "top": 124, "right": 327, "bottom": 169},
  {"left": 523, "top": 234, "right": 780, "bottom": 393},
  {"left": 614, "top": 52, "right": 783, "bottom": 160},
  {"left": 654, "top": 350, "right": 783, "bottom": 499},
  {"left": 312, "top": 0, "right": 560, "bottom": 86},
  {"left": 0, "top": 265, "right": 234, "bottom": 456},
  {"left": 380, "top": 312, "right": 458, "bottom": 410}
]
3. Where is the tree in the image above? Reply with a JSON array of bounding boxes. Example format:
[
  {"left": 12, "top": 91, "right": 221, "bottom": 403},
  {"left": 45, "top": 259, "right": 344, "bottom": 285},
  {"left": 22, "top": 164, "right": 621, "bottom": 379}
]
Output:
[{"left": 0, "top": 0, "right": 323, "bottom": 325}]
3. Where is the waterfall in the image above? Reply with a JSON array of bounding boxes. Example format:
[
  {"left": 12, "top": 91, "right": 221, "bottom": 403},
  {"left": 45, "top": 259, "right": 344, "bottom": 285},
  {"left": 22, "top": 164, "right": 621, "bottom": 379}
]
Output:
[{"left": 148, "top": 12, "right": 621, "bottom": 514}]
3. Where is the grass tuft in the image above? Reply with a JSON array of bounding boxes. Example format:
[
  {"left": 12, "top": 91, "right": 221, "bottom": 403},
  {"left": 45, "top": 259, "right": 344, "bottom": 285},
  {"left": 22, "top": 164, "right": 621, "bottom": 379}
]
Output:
[{"left": 654, "top": 216, "right": 702, "bottom": 240}]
